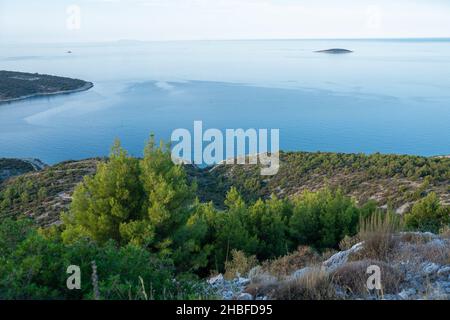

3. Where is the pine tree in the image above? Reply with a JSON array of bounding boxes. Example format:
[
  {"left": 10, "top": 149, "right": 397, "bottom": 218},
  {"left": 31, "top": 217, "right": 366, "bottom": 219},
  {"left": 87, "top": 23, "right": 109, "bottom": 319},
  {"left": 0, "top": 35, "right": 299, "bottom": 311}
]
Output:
[
  {"left": 212, "top": 188, "right": 258, "bottom": 270},
  {"left": 249, "top": 196, "right": 290, "bottom": 260},
  {"left": 139, "top": 135, "right": 197, "bottom": 255},
  {"left": 405, "top": 192, "right": 450, "bottom": 233},
  {"left": 62, "top": 140, "right": 146, "bottom": 245},
  {"left": 172, "top": 200, "right": 216, "bottom": 272}
]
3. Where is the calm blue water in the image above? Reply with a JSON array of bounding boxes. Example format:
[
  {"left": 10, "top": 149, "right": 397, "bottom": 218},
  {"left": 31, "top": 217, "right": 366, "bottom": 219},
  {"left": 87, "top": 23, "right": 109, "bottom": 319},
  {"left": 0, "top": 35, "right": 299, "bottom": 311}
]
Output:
[{"left": 1, "top": 39, "right": 450, "bottom": 164}]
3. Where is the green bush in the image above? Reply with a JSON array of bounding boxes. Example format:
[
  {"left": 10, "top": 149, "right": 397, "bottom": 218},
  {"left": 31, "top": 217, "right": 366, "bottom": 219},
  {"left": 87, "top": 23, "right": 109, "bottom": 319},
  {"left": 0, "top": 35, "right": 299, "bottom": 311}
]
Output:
[
  {"left": 0, "top": 218, "right": 205, "bottom": 300},
  {"left": 2, "top": 137, "right": 450, "bottom": 300},
  {"left": 405, "top": 193, "right": 450, "bottom": 233},
  {"left": 60, "top": 139, "right": 383, "bottom": 274},
  {"left": 289, "top": 189, "right": 367, "bottom": 250}
]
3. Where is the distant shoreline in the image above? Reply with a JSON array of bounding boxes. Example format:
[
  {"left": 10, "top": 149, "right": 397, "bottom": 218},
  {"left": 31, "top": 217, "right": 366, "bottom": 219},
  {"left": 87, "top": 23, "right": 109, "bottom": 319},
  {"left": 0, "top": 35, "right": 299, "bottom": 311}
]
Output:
[
  {"left": 1, "top": 151, "right": 449, "bottom": 170},
  {"left": 0, "top": 81, "right": 94, "bottom": 104},
  {"left": 0, "top": 70, "right": 94, "bottom": 104}
]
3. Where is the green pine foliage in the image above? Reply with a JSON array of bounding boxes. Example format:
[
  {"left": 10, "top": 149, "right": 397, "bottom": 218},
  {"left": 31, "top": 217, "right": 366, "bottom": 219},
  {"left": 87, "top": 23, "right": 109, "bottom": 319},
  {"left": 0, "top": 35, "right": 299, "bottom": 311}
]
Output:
[
  {"left": 288, "top": 189, "right": 364, "bottom": 250},
  {"left": 0, "top": 219, "right": 204, "bottom": 300},
  {"left": 140, "top": 136, "right": 197, "bottom": 255},
  {"left": 62, "top": 140, "right": 146, "bottom": 245},
  {"left": 405, "top": 192, "right": 450, "bottom": 233},
  {"left": 1, "top": 137, "right": 448, "bottom": 299},
  {"left": 59, "top": 138, "right": 379, "bottom": 274}
]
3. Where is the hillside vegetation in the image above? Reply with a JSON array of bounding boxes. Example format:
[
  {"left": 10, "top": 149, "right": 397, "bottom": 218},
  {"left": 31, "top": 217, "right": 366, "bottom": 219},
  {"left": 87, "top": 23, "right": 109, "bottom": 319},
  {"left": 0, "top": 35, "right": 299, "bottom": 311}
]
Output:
[
  {"left": 0, "top": 140, "right": 449, "bottom": 300},
  {"left": 1, "top": 152, "right": 449, "bottom": 227},
  {"left": 0, "top": 159, "right": 101, "bottom": 226},
  {"left": 192, "top": 152, "right": 450, "bottom": 209}
]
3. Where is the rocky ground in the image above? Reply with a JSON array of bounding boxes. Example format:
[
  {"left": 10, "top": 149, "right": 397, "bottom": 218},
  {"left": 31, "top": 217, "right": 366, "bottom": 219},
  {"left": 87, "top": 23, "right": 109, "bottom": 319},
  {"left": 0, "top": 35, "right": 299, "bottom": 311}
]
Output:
[{"left": 207, "top": 232, "right": 450, "bottom": 300}]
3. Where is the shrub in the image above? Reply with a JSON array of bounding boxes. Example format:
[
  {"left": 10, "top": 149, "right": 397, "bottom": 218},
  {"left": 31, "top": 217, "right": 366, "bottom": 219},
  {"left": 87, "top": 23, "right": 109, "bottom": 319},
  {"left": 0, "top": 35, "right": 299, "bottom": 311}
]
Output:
[
  {"left": 352, "top": 212, "right": 401, "bottom": 262},
  {"left": 248, "top": 196, "right": 291, "bottom": 260},
  {"left": 440, "top": 225, "right": 450, "bottom": 239},
  {"left": 289, "top": 188, "right": 368, "bottom": 250},
  {"left": 339, "top": 235, "right": 360, "bottom": 251},
  {"left": 0, "top": 219, "right": 205, "bottom": 300},
  {"left": 210, "top": 188, "right": 259, "bottom": 271},
  {"left": 224, "top": 250, "right": 258, "bottom": 279},
  {"left": 404, "top": 193, "right": 450, "bottom": 233},
  {"left": 261, "top": 246, "right": 320, "bottom": 279}
]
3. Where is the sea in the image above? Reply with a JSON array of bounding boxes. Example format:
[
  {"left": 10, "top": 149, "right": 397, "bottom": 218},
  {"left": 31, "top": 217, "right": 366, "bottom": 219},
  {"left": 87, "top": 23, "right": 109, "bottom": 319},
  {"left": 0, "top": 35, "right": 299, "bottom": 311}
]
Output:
[{"left": 1, "top": 39, "right": 450, "bottom": 164}]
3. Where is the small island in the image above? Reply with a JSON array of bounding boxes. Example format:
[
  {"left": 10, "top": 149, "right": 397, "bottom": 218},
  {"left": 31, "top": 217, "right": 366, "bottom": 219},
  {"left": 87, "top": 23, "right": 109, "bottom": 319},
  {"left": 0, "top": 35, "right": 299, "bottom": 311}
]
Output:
[
  {"left": 0, "top": 70, "right": 93, "bottom": 103},
  {"left": 315, "top": 48, "right": 353, "bottom": 54}
]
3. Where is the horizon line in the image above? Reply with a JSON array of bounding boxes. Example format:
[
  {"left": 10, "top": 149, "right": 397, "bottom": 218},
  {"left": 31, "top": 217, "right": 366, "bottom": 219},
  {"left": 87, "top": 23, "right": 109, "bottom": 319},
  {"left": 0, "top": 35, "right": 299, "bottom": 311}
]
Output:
[{"left": 4, "top": 37, "right": 450, "bottom": 46}]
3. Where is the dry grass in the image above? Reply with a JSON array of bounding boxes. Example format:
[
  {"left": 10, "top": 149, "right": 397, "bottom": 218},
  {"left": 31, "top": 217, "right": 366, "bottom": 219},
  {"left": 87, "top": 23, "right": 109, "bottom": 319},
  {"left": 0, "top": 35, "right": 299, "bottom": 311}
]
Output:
[
  {"left": 224, "top": 250, "right": 258, "bottom": 279},
  {"left": 320, "top": 248, "right": 339, "bottom": 262},
  {"left": 440, "top": 225, "right": 450, "bottom": 239},
  {"left": 260, "top": 246, "right": 320, "bottom": 279},
  {"left": 244, "top": 275, "right": 279, "bottom": 298},
  {"left": 331, "top": 260, "right": 403, "bottom": 297},
  {"left": 339, "top": 235, "right": 361, "bottom": 251},
  {"left": 351, "top": 212, "right": 402, "bottom": 262},
  {"left": 270, "top": 268, "right": 337, "bottom": 300},
  {"left": 390, "top": 231, "right": 450, "bottom": 265},
  {"left": 421, "top": 244, "right": 450, "bottom": 265},
  {"left": 398, "top": 232, "right": 434, "bottom": 245},
  {"left": 246, "top": 265, "right": 337, "bottom": 300},
  {"left": 396, "top": 240, "right": 450, "bottom": 265}
]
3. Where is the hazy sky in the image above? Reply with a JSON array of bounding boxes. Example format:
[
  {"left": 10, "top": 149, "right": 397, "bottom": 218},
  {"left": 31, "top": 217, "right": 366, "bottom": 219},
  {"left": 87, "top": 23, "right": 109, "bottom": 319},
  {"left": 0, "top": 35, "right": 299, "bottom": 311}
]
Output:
[{"left": 2, "top": 0, "right": 450, "bottom": 43}]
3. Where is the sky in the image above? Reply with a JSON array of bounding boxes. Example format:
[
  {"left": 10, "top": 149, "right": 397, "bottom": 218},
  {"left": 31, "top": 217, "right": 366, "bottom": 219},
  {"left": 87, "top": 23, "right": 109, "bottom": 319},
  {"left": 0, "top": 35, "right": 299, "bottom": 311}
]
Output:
[{"left": 1, "top": 0, "right": 450, "bottom": 43}]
